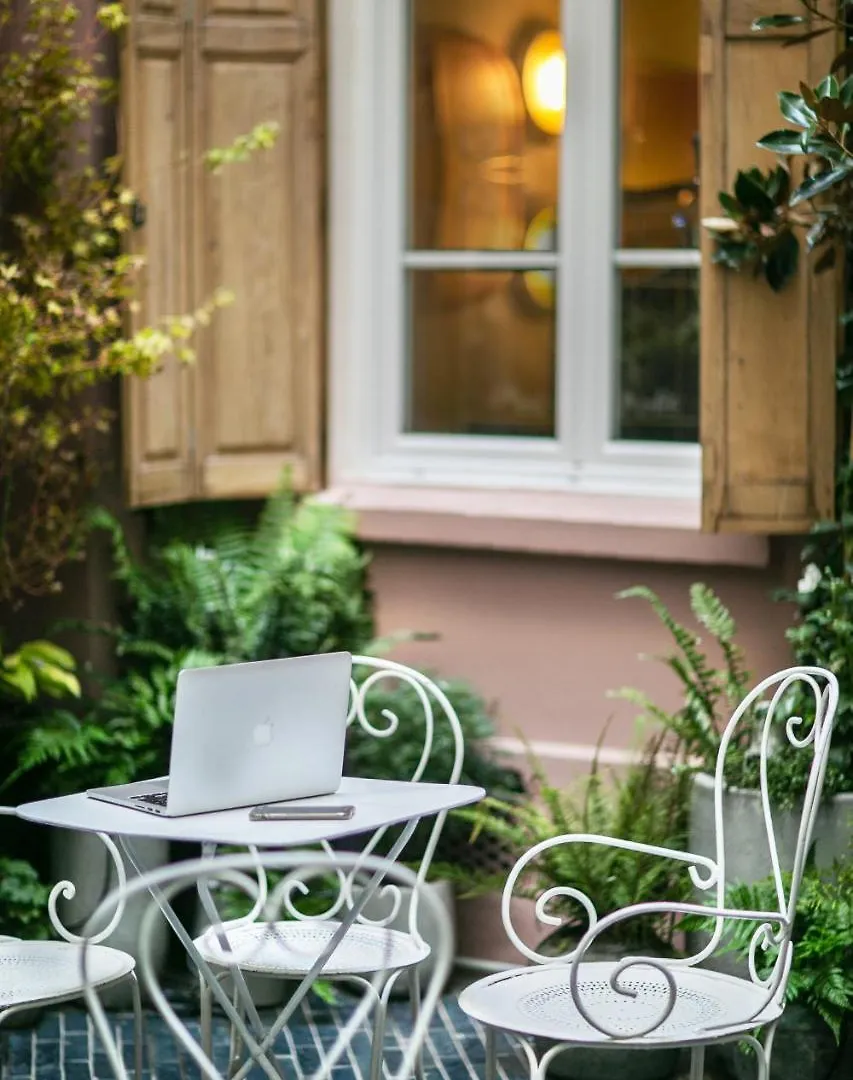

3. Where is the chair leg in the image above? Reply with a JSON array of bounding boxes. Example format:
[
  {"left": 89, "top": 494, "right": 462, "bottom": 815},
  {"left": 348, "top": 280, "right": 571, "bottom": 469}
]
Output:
[
  {"left": 227, "top": 978, "right": 246, "bottom": 1080},
  {"left": 130, "top": 972, "right": 144, "bottom": 1080},
  {"left": 408, "top": 967, "right": 425, "bottom": 1080},
  {"left": 199, "top": 975, "right": 213, "bottom": 1060},
  {"left": 760, "top": 1024, "right": 778, "bottom": 1080},
  {"left": 484, "top": 1026, "right": 497, "bottom": 1080},
  {"left": 369, "top": 989, "right": 390, "bottom": 1080},
  {"left": 690, "top": 1045, "right": 705, "bottom": 1080}
]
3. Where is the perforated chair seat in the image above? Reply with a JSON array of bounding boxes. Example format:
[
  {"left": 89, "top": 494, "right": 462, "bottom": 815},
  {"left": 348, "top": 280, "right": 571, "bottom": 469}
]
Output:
[
  {"left": 194, "top": 919, "right": 431, "bottom": 977},
  {"left": 0, "top": 940, "right": 135, "bottom": 1010},
  {"left": 459, "top": 961, "right": 784, "bottom": 1048}
]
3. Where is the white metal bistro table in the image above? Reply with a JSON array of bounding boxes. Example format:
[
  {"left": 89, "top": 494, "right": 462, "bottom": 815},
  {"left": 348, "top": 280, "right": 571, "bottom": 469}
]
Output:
[{"left": 18, "top": 777, "right": 484, "bottom": 1079}]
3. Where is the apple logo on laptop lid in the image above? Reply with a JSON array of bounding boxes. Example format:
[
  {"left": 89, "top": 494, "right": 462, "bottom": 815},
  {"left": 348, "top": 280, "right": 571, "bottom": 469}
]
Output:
[{"left": 253, "top": 718, "right": 274, "bottom": 747}]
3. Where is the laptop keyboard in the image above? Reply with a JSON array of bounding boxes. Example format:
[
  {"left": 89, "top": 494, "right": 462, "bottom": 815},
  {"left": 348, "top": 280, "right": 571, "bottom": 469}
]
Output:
[{"left": 130, "top": 791, "right": 168, "bottom": 807}]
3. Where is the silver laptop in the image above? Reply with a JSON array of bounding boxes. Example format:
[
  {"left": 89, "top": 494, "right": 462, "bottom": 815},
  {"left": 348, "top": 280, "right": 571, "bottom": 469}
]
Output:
[{"left": 87, "top": 652, "right": 352, "bottom": 816}]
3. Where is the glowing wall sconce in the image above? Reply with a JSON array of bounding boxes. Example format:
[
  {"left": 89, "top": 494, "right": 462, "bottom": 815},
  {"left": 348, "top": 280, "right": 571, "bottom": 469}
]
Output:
[
  {"left": 522, "top": 206, "right": 556, "bottom": 310},
  {"left": 521, "top": 29, "right": 566, "bottom": 136}
]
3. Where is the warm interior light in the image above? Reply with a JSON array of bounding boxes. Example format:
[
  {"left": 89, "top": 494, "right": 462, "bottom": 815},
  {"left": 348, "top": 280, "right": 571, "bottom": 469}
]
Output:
[
  {"left": 522, "top": 30, "right": 566, "bottom": 136},
  {"left": 522, "top": 206, "right": 556, "bottom": 310}
]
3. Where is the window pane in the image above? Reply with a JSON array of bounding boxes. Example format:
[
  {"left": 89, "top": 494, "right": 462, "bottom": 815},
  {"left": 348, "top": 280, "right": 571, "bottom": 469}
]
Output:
[
  {"left": 409, "top": 0, "right": 561, "bottom": 251},
  {"left": 616, "top": 268, "right": 698, "bottom": 442},
  {"left": 620, "top": 0, "right": 700, "bottom": 249},
  {"left": 407, "top": 270, "right": 556, "bottom": 437}
]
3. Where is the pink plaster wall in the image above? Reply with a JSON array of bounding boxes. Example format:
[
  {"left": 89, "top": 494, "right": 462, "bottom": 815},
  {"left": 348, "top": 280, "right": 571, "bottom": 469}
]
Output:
[{"left": 367, "top": 540, "right": 799, "bottom": 764}]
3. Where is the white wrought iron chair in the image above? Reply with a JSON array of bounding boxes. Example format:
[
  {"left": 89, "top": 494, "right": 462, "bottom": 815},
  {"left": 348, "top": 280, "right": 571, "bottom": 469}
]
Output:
[
  {"left": 458, "top": 666, "right": 839, "bottom": 1080},
  {"left": 83, "top": 848, "right": 455, "bottom": 1080},
  {"left": 0, "top": 809, "right": 142, "bottom": 1077},
  {"left": 192, "top": 655, "right": 464, "bottom": 1080}
]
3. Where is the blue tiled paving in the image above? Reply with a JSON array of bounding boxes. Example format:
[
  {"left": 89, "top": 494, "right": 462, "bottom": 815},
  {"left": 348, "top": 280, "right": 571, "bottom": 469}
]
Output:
[{"left": 0, "top": 993, "right": 527, "bottom": 1080}]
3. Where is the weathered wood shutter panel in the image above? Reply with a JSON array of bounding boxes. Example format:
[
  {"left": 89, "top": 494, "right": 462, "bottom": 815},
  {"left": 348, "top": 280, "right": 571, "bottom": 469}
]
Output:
[
  {"left": 192, "top": 0, "right": 323, "bottom": 499},
  {"left": 121, "top": 0, "right": 195, "bottom": 507},
  {"left": 123, "top": 0, "right": 323, "bottom": 506},
  {"left": 700, "top": 0, "right": 838, "bottom": 533}
]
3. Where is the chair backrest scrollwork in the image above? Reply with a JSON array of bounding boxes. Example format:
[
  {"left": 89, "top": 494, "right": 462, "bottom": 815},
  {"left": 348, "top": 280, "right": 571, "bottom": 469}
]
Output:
[
  {"left": 82, "top": 849, "right": 454, "bottom": 1080},
  {"left": 0, "top": 807, "right": 128, "bottom": 945}
]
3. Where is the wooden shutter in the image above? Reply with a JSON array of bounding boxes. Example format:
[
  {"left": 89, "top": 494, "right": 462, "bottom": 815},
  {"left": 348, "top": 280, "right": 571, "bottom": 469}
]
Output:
[
  {"left": 122, "top": 0, "right": 323, "bottom": 506},
  {"left": 121, "top": 0, "right": 195, "bottom": 507},
  {"left": 700, "top": 0, "right": 838, "bottom": 533}
]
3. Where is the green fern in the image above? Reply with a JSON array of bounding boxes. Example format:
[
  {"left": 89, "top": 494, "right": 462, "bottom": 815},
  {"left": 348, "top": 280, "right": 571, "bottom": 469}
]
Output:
[
  {"left": 454, "top": 739, "right": 690, "bottom": 952},
  {"left": 694, "top": 862, "right": 853, "bottom": 1042},
  {"left": 690, "top": 583, "right": 749, "bottom": 703},
  {"left": 617, "top": 583, "right": 754, "bottom": 771}
]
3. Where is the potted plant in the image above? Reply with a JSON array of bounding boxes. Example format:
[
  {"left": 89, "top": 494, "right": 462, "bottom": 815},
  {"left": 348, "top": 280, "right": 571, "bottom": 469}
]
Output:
[
  {"left": 616, "top": 583, "right": 853, "bottom": 890},
  {"left": 451, "top": 737, "right": 692, "bottom": 1080},
  {"left": 691, "top": 860, "right": 853, "bottom": 1080}
]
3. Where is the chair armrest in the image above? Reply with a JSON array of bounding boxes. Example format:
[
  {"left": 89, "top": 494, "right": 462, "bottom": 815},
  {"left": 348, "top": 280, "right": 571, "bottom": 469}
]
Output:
[{"left": 501, "top": 832, "right": 720, "bottom": 965}]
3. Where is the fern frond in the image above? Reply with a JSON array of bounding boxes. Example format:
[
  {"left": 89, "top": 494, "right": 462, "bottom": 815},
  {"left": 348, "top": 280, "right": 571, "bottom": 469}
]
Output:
[{"left": 690, "top": 583, "right": 750, "bottom": 703}]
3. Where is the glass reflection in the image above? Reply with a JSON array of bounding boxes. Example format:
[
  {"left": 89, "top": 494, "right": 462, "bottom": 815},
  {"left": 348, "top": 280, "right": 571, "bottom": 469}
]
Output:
[
  {"left": 407, "top": 270, "right": 556, "bottom": 437},
  {"left": 620, "top": 0, "right": 700, "bottom": 248}
]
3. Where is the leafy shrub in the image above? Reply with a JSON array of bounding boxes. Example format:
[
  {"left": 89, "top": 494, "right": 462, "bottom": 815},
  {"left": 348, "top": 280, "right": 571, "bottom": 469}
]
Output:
[
  {"left": 93, "top": 488, "right": 375, "bottom": 663},
  {"left": 451, "top": 735, "right": 691, "bottom": 954},
  {"left": 0, "top": 0, "right": 224, "bottom": 606},
  {"left": 0, "top": 639, "right": 79, "bottom": 703},
  {"left": 7, "top": 486, "right": 375, "bottom": 796},
  {"left": 0, "top": 858, "right": 51, "bottom": 940}
]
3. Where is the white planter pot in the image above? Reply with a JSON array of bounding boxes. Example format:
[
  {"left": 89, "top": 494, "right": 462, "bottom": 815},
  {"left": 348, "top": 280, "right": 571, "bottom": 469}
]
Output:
[
  {"left": 689, "top": 773, "right": 853, "bottom": 880},
  {"left": 50, "top": 829, "right": 171, "bottom": 1005},
  {"left": 688, "top": 775, "right": 853, "bottom": 976}
]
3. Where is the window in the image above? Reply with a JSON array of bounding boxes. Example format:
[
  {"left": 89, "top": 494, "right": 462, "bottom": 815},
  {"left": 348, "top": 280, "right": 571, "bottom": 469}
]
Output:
[{"left": 329, "top": 0, "right": 701, "bottom": 499}]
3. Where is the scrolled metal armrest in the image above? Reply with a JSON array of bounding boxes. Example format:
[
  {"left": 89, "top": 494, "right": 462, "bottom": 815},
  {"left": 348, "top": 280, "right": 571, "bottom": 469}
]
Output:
[
  {"left": 567, "top": 899, "right": 789, "bottom": 1041},
  {"left": 502, "top": 833, "right": 719, "bottom": 965}
]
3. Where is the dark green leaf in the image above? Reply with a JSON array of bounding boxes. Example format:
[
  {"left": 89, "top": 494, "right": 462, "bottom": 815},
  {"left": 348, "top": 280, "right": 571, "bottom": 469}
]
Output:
[
  {"left": 758, "top": 130, "right": 806, "bottom": 155},
  {"left": 733, "top": 170, "right": 777, "bottom": 218},
  {"left": 718, "top": 191, "right": 743, "bottom": 217},
  {"left": 806, "top": 218, "right": 827, "bottom": 251},
  {"left": 791, "top": 166, "right": 853, "bottom": 205},
  {"left": 764, "top": 229, "right": 800, "bottom": 291},
  {"left": 816, "top": 75, "right": 840, "bottom": 100},
  {"left": 831, "top": 47, "right": 853, "bottom": 76},
  {"left": 767, "top": 165, "right": 791, "bottom": 201},
  {"left": 752, "top": 14, "right": 806, "bottom": 30},
  {"left": 779, "top": 91, "right": 817, "bottom": 129}
]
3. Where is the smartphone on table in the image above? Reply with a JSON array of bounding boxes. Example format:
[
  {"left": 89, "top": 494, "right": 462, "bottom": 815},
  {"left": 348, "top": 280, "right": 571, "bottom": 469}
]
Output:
[{"left": 249, "top": 804, "right": 355, "bottom": 822}]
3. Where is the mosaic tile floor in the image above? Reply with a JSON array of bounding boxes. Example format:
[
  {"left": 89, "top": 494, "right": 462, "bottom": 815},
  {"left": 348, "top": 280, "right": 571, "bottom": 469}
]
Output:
[{"left": 0, "top": 992, "right": 529, "bottom": 1080}]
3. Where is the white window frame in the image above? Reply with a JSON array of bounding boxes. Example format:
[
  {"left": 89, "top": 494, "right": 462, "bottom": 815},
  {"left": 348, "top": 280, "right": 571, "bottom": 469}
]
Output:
[{"left": 327, "top": 0, "right": 701, "bottom": 501}]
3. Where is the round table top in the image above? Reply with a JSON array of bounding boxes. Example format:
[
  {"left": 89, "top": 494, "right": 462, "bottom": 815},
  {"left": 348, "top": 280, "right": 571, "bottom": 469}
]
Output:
[{"left": 17, "top": 776, "right": 485, "bottom": 847}]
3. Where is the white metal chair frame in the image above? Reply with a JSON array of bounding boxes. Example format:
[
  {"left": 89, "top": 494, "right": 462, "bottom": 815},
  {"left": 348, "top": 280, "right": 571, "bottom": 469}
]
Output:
[
  {"left": 0, "top": 808, "right": 143, "bottom": 1077},
  {"left": 458, "top": 666, "right": 839, "bottom": 1080},
  {"left": 193, "top": 655, "right": 465, "bottom": 1080},
  {"left": 83, "top": 849, "right": 454, "bottom": 1080}
]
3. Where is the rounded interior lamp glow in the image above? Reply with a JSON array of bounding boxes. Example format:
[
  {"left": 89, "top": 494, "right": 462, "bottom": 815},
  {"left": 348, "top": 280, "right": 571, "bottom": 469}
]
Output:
[
  {"left": 522, "top": 30, "right": 566, "bottom": 136},
  {"left": 522, "top": 207, "right": 556, "bottom": 310}
]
